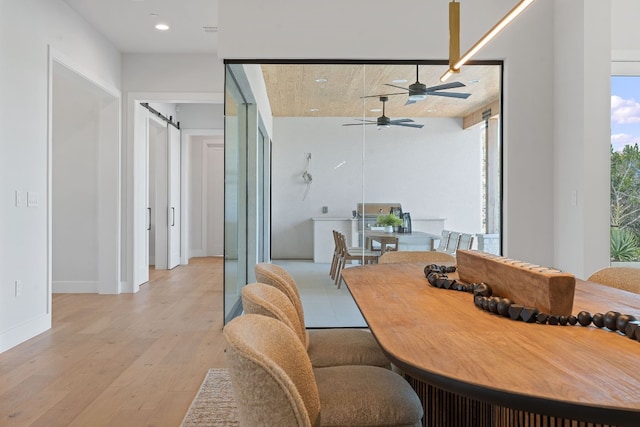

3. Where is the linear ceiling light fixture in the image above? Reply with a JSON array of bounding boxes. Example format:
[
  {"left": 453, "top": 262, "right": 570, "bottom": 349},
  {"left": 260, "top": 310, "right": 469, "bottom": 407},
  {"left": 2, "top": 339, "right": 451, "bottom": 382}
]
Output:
[{"left": 440, "top": 0, "right": 535, "bottom": 82}]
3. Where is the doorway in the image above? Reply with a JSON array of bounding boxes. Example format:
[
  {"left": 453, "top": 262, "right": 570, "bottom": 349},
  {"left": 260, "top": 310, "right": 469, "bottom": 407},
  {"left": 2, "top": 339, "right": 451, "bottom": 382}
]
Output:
[{"left": 50, "top": 59, "right": 120, "bottom": 294}]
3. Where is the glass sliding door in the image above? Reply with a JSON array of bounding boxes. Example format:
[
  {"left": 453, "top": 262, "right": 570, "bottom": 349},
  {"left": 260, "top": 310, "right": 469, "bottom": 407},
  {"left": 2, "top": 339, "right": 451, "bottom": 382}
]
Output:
[{"left": 224, "top": 60, "right": 502, "bottom": 326}]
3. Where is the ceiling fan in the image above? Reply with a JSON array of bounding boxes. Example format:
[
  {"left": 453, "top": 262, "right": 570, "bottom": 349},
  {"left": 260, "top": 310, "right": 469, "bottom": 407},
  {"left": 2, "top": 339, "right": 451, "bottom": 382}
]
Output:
[
  {"left": 365, "top": 65, "right": 471, "bottom": 105},
  {"left": 342, "top": 96, "right": 423, "bottom": 129}
]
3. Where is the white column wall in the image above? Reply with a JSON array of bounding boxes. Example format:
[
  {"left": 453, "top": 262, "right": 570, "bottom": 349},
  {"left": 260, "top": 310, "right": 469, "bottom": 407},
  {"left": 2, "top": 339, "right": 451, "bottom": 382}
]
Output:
[
  {"left": 0, "top": 0, "right": 121, "bottom": 352},
  {"left": 554, "top": 1, "right": 611, "bottom": 279}
]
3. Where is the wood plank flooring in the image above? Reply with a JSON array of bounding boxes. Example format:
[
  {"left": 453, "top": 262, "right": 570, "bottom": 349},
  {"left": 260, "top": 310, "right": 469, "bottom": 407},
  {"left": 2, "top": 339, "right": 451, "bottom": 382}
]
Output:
[{"left": 0, "top": 257, "right": 226, "bottom": 427}]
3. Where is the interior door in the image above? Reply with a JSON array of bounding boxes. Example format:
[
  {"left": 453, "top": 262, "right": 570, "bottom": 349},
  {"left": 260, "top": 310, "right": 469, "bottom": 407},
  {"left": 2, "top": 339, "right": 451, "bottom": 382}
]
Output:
[
  {"left": 133, "top": 102, "right": 150, "bottom": 286},
  {"left": 167, "top": 124, "right": 181, "bottom": 269}
]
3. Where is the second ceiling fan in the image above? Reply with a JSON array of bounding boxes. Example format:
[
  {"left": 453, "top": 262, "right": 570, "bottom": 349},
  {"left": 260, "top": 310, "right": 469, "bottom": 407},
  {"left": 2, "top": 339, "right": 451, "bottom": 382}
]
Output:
[
  {"left": 343, "top": 96, "right": 423, "bottom": 129},
  {"left": 366, "top": 64, "right": 471, "bottom": 105}
]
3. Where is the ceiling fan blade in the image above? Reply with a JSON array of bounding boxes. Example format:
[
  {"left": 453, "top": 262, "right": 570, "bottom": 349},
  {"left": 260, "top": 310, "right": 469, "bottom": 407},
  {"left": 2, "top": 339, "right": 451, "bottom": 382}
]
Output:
[
  {"left": 427, "top": 91, "right": 471, "bottom": 99},
  {"left": 425, "top": 81, "right": 466, "bottom": 91},
  {"left": 390, "top": 118, "right": 415, "bottom": 123},
  {"left": 360, "top": 92, "right": 407, "bottom": 99},
  {"left": 342, "top": 122, "right": 376, "bottom": 126},
  {"left": 404, "top": 99, "right": 417, "bottom": 106},
  {"left": 383, "top": 83, "right": 409, "bottom": 91},
  {"left": 392, "top": 122, "right": 424, "bottom": 128}
]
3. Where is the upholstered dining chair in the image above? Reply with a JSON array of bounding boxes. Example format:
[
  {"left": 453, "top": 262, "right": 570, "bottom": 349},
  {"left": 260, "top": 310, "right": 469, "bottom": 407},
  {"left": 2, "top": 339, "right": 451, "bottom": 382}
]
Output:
[
  {"left": 587, "top": 267, "right": 640, "bottom": 294},
  {"left": 254, "top": 263, "right": 390, "bottom": 368},
  {"left": 224, "top": 314, "right": 423, "bottom": 427},
  {"left": 379, "top": 250, "right": 456, "bottom": 264}
]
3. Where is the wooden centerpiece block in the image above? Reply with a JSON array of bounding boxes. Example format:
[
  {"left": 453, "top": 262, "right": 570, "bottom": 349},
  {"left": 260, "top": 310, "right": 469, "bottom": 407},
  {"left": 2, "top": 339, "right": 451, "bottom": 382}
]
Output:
[{"left": 456, "top": 250, "right": 576, "bottom": 315}]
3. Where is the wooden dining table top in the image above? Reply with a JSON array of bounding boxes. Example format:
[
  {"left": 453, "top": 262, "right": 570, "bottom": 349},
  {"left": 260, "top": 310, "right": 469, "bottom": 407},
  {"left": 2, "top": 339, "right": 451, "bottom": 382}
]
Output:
[{"left": 341, "top": 263, "right": 640, "bottom": 425}]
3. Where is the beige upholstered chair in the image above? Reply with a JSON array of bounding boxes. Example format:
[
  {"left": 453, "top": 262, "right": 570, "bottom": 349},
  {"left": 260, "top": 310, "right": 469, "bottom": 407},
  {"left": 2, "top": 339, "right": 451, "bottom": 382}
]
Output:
[
  {"left": 224, "top": 314, "right": 423, "bottom": 427},
  {"left": 254, "top": 263, "right": 390, "bottom": 368},
  {"left": 379, "top": 250, "right": 456, "bottom": 264},
  {"left": 587, "top": 267, "right": 640, "bottom": 294}
]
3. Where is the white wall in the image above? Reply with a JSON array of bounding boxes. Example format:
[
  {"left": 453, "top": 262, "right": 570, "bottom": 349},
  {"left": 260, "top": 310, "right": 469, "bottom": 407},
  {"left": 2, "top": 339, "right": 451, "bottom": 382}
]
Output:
[
  {"left": 52, "top": 65, "right": 100, "bottom": 292},
  {"left": 271, "top": 117, "right": 482, "bottom": 259},
  {"left": 178, "top": 104, "right": 225, "bottom": 129},
  {"left": 0, "top": 0, "right": 121, "bottom": 352}
]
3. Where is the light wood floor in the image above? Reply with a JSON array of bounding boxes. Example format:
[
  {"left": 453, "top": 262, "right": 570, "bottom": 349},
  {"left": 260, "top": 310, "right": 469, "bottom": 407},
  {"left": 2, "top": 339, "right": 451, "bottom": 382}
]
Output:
[{"left": 0, "top": 257, "right": 226, "bottom": 427}]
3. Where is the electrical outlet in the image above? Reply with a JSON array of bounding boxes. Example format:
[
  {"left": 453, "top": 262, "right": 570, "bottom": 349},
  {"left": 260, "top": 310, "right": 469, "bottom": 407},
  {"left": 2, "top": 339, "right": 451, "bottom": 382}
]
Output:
[
  {"left": 27, "top": 191, "right": 39, "bottom": 207},
  {"left": 15, "top": 280, "right": 22, "bottom": 297}
]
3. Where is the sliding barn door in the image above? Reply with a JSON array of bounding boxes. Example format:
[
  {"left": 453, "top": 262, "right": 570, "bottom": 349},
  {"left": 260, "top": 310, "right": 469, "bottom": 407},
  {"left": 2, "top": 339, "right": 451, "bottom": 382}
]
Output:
[{"left": 167, "top": 124, "right": 181, "bottom": 269}]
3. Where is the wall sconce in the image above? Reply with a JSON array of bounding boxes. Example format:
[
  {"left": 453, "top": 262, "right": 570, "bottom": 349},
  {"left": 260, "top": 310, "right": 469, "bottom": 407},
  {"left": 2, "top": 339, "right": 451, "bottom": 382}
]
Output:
[{"left": 441, "top": 0, "right": 535, "bottom": 82}]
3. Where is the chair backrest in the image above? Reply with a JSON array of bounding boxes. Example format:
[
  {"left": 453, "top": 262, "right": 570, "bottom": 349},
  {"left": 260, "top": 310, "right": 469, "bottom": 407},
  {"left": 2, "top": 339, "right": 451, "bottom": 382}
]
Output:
[
  {"left": 255, "top": 263, "right": 309, "bottom": 346},
  {"left": 445, "top": 232, "right": 461, "bottom": 254},
  {"left": 379, "top": 251, "right": 455, "bottom": 264},
  {"left": 435, "top": 230, "right": 450, "bottom": 252},
  {"left": 242, "top": 283, "right": 307, "bottom": 346},
  {"left": 587, "top": 267, "right": 640, "bottom": 294},
  {"left": 224, "top": 314, "right": 320, "bottom": 427},
  {"left": 457, "top": 233, "right": 474, "bottom": 251}
]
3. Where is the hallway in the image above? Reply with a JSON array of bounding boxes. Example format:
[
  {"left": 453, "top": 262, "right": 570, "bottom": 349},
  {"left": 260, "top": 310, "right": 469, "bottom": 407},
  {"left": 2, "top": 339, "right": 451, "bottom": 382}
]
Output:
[{"left": 1, "top": 257, "right": 225, "bottom": 427}]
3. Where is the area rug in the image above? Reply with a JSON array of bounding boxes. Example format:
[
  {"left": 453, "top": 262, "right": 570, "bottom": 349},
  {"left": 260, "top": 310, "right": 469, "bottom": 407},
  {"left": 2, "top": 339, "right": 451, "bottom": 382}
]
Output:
[{"left": 180, "top": 368, "right": 238, "bottom": 426}]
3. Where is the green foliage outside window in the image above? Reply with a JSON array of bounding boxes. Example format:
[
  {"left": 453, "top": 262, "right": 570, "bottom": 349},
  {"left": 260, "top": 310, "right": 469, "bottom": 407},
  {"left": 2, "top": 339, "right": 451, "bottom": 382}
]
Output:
[{"left": 611, "top": 144, "right": 640, "bottom": 261}]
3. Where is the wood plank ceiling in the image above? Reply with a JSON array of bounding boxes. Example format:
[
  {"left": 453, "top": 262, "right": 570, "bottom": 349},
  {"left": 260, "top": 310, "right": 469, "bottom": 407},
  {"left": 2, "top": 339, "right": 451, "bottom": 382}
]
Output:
[{"left": 261, "top": 63, "right": 500, "bottom": 120}]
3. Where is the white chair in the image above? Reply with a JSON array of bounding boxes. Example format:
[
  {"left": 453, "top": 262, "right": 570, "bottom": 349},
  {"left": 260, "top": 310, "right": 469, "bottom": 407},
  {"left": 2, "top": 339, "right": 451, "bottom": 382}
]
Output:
[
  {"left": 456, "top": 233, "right": 474, "bottom": 254},
  {"left": 435, "top": 229, "right": 451, "bottom": 252},
  {"left": 444, "top": 231, "right": 461, "bottom": 255}
]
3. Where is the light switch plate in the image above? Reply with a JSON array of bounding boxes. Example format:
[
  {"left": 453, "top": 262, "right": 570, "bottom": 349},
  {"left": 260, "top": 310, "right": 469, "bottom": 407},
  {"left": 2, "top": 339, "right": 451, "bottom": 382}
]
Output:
[
  {"left": 27, "top": 191, "right": 39, "bottom": 207},
  {"left": 15, "top": 190, "right": 22, "bottom": 207}
]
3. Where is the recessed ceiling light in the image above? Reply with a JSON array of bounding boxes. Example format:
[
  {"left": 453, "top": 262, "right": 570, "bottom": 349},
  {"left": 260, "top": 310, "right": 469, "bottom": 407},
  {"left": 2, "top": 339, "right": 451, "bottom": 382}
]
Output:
[
  {"left": 155, "top": 23, "right": 170, "bottom": 31},
  {"left": 309, "top": 108, "right": 320, "bottom": 112},
  {"left": 427, "top": 109, "right": 437, "bottom": 113},
  {"left": 392, "top": 79, "right": 408, "bottom": 84},
  {"left": 315, "top": 78, "right": 328, "bottom": 83},
  {"left": 370, "top": 108, "right": 382, "bottom": 112},
  {"left": 469, "top": 79, "right": 480, "bottom": 83}
]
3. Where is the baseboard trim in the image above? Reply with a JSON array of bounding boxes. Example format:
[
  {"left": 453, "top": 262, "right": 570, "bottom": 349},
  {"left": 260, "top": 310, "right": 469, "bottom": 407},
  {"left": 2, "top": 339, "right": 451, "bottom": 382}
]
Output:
[
  {"left": 0, "top": 313, "right": 51, "bottom": 353},
  {"left": 53, "top": 281, "right": 98, "bottom": 293}
]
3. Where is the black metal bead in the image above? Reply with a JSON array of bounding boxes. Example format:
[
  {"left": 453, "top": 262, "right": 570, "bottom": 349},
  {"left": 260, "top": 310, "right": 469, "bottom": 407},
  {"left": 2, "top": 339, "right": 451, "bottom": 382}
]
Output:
[
  {"left": 473, "top": 283, "right": 492, "bottom": 298},
  {"left": 481, "top": 297, "right": 491, "bottom": 311},
  {"left": 592, "top": 313, "right": 605, "bottom": 328},
  {"left": 577, "top": 311, "right": 592, "bottom": 327},
  {"left": 508, "top": 304, "right": 524, "bottom": 321},
  {"left": 603, "top": 311, "right": 621, "bottom": 331},
  {"left": 497, "top": 298, "right": 513, "bottom": 317},
  {"left": 568, "top": 315, "right": 577, "bottom": 326},
  {"left": 520, "top": 307, "right": 539, "bottom": 323},
  {"left": 558, "top": 316, "right": 568, "bottom": 326},
  {"left": 616, "top": 314, "right": 636, "bottom": 333},
  {"left": 474, "top": 295, "right": 484, "bottom": 308},
  {"left": 625, "top": 320, "right": 640, "bottom": 339},
  {"left": 488, "top": 297, "right": 500, "bottom": 314},
  {"left": 548, "top": 315, "right": 559, "bottom": 325},
  {"left": 536, "top": 313, "right": 549, "bottom": 324}
]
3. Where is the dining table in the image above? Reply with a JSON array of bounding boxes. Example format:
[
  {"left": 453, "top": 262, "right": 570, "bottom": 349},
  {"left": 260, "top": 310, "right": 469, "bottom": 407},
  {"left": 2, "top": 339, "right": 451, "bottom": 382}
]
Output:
[{"left": 341, "top": 262, "right": 640, "bottom": 427}]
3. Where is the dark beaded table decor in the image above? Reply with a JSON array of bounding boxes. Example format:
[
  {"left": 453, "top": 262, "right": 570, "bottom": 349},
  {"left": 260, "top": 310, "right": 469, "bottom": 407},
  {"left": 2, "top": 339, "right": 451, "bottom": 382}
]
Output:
[{"left": 424, "top": 264, "right": 640, "bottom": 342}]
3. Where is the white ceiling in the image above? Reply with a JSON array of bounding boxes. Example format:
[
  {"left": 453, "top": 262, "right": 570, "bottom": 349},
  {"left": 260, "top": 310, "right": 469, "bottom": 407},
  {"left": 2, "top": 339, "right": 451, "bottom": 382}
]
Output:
[{"left": 62, "top": 0, "right": 218, "bottom": 53}]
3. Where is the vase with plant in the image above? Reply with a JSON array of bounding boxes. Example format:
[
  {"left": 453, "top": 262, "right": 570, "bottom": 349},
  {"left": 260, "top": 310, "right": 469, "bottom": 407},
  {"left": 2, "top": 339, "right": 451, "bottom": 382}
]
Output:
[{"left": 376, "top": 213, "right": 403, "bottom": 232}]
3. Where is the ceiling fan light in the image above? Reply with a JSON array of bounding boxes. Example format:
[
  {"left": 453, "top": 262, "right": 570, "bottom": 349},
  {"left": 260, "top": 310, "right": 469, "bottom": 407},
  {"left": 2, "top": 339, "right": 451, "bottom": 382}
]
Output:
[{"left": 408, "top": 94, "right": 427, "bottom": 101}]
